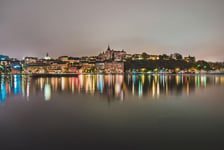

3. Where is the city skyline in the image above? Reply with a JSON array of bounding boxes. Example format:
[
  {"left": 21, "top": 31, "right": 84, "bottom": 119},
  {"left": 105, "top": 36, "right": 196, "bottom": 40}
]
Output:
[
  {"left": 0, "top": 45, "right": 223, "bottom": 63},
  {"left": 0, "top": 0, "right": 224, "bottom": 61}
]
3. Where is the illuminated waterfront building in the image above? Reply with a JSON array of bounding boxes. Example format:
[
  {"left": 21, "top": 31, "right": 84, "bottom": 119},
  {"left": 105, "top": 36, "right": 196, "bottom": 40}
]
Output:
[
  {"left": 24, "top": 57, "right": 38, "bottom": 64},
  {"left": 104, "top": 60, "right": 124, "bottom": 73},
  {"left": 0, "top": 55, "right": 10, "bottom": 66},
  {"left": 95, "top": 61, "right": 105, "bottom": 73},
  {"left": 24, "top": 63, "right": 49, "bottom": 74},
  {"left": 48, "top": 61, "right": 67, "bottom": 73},
  {"left": 68, "top": 57, "right": 80, "bottom": 64},
  {"left": 58, "top": 56, "right": 69, "bottom": 62}
]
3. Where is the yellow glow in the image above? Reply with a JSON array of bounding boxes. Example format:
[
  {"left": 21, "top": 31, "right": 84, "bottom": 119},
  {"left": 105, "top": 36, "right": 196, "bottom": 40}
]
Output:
[
  {"left": 152, "top": 80, "right": 155, "bottom": 98},
  {"left": 40, "top": 78, "right": 44, "bottom": 91},
  {"left": 61, "top": 77, "right": 65, "bottom": 91},
  {"left": 141, "top": 74, "right": 145, "bottom": 85},
  {"left": 221, "top": 77, "right": 224, "bottom": 85},
  {"left": 187, "top": 80, "right": 189, "bottom": 96},
  {"left": 157, "top": 81, "right": 160, "bottom": 97},
  {"left": 175, "top": 68, "right": 180, "bottom": 72},
  {"left": 72, "top": 78, "right": 75, "bottom": 93},
  {"left": 176, "top": 75, "right": 179, "bottom": 85}
]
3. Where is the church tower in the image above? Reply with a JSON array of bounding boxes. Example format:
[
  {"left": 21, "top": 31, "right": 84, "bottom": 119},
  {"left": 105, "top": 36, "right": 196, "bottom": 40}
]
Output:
[
  {"left": 107, "top": 44, "right": 111, "bottom": 51},
  {"left": 44, "top": 52, "right": 51, "bottom": 60}
]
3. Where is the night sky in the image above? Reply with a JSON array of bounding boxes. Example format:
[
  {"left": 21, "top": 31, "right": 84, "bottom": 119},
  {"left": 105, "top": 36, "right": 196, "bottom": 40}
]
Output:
[{"left": 0, "top": 0, "right": 223, "bottom": 61}]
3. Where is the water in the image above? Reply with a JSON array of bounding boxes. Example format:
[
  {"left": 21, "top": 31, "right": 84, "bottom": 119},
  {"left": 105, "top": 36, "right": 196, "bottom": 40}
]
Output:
[{"left": 1, "top": 74, "right": 224, "bottom": 149}]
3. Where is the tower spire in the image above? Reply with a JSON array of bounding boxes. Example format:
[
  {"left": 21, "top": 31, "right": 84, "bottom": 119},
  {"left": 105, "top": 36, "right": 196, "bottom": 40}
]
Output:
[
  {"left": 45, "top": 52, "right": 51, "bottom": 60},
  {"left": 107, "top": 44, "right": 111, "bottom": 51}
]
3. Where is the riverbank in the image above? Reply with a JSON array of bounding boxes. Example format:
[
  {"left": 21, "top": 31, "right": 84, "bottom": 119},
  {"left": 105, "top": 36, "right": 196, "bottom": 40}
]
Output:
[{"left": 1, "top": 72, "right": 224, "bottom": 78}]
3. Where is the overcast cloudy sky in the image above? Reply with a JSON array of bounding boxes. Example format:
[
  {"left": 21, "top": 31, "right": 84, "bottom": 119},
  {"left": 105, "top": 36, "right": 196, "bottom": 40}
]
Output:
[{"left": 0, "top": 0, "right": 223, "bottom": 61}]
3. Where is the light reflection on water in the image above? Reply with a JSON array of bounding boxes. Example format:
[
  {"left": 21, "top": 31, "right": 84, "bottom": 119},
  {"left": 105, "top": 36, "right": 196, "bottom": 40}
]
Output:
[
  {"left": 1, "top": 74, "right": 224, "bottom": 149},
  {"left": 0, "top": 74, "right": 224, "bottom": 103}
]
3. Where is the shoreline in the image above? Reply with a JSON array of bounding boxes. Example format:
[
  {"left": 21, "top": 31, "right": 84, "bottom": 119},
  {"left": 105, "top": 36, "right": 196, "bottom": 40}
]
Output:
[{"left": 1, "top": 72, "right": 224, "bottom": 77}]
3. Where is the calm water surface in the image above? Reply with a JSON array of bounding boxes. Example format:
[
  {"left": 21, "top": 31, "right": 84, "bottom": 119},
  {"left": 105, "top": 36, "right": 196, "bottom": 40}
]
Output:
[{"left": 1, "top": 74, "right": 224, "bottom": 149}]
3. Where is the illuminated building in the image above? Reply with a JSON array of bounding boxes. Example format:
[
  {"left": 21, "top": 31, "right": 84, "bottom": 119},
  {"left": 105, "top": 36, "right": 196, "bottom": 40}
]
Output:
[
  {"left": 58, "top": 56, "right": 69, "bottom": 62},
  {"left": 0, "top": 55, "right": 10, "bottom": 66},
  {"left": 87, "top": 56, "right": 97, "bottom": 63},
  {"left": 48, "top": 62, "right": 67, "bottom": 73},
  {"left": 44, "top": 53, "right": 51, "bottom": 60},
  {"left": 104, "top": 60, "right": 124, "bottom": 73},
  {"left": 81, "top": 62, "right": 95, "bottom": 73},
  {"left": 95, "top": 61, "right": 105, "bottom": 73},
  {"left": 0, "top": 55, "right": 9, "bottom": 61},
  {"left": 11, "top": 64, "right": 22, "bottom": 74},
  {"left": 68, "top": 66, "right": 82, "bottom": 74},
  {"left": 68, "top": 57, "right": 80, "bottom": 64},
  {"left": 147, "top": 55, "right": 159, "bottom": 60},
  {"left": 24, "top": 57, "right": 38, "bottom": 64},
  {"left": 24, "top": 63, "right": 49, "bottom": 74},
  {"left": 98, "top": 45, "right": 127, "bottom": 61}
]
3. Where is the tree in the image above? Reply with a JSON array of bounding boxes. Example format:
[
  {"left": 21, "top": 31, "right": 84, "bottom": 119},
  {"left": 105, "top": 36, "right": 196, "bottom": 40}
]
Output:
[{"left": 141, "top": 52, "right": 149, "bottom": 60}]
